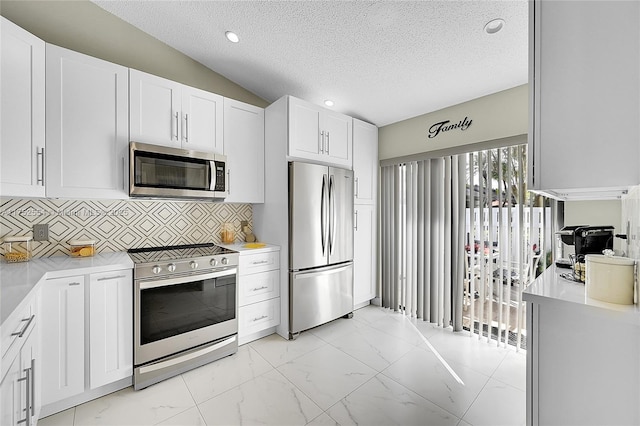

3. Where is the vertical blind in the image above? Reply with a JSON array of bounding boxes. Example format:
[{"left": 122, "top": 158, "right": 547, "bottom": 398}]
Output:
[
  {"left": 380, "top": 156, "right": 466, "bottom": 330},
  {"left": 380, "top": 144, "right": 551, "bottom": 349}
]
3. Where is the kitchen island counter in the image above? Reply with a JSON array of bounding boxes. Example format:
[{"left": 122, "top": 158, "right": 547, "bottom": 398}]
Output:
[
  {"left": 1, "top": 252, "right": 133, "bottom": 325},
  {"left": 523, "top": 264, "right": 640, "bottom": 324},
  {"left": 524, "top": 265, "right": 640, "bottom": 426}
]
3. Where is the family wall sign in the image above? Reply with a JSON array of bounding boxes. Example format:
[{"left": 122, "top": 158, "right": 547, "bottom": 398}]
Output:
[{"left": 427, "top": 116, "right": 473, "bottom": 139}]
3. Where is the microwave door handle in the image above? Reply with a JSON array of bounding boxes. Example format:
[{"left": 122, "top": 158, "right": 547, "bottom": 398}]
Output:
[{"left": 209, "top": 161, "right": 216, "bottom": 191}]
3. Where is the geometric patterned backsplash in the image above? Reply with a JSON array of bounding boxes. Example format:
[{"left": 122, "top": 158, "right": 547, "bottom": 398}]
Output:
[{"left": 0, "top": 198, "right": 252, "bottom": 258}]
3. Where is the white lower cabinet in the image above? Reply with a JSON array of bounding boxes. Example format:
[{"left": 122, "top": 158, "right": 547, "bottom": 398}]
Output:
[
  {"left": 40, "top": 268, "right": 133, "bottom": 416},
  {"left": 237, "top": 248, "right": 281, "bottom": 345},
  {"left": 1, "top": 294, "right": 39, "bottom": 426},
  {"left": 354, "top": 204, "right": 376, "bottom": 307},
  {"left": 89, "top": 270, "right": 133, "bottom": 389},
  {"left": 40, "top": 275, "right": 85, "bottom": 406}
]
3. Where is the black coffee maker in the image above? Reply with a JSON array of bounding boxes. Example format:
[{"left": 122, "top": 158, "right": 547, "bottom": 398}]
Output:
[{"left": 556, "top": 225, "right": 614, "bottom": 268}]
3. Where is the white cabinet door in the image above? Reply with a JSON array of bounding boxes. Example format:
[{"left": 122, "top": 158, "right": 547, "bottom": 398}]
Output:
[
  {"left": 0, "top": 17, "right": 45, "bottom": 198},
  {"left": 224, "top": 98, "right": 265, "bottom": 203},
  {"left": 46, "top": 44, "right": 129, "bottom": 199},
  {"left": 0, "top": 351, "right": 21, "bottom": 426},
  {"left": 288, "top": 96, "right": 353, "bottom": 168},
  {"left": 182, "top": 86, "right": 224, "bottom": 154},
  {"left": 323, "top": 110, "right": 352, "bottom": 168},
  {"left": 530, "top": 1, "right": 640, "bottom": 193},
  {"left": 353, "top": 119, "right": 378, "bottom": 205},
  {"left": 89, "top": 270, "right": 133, "bottom": 389},
  {"left": 354, "top": 204, "right": 376, "bottom": 306},
  {"left": 129, "top": 69, "right": 182, "bottom": 148},
  {"left": 40, "top": 276, "right": 85, "bottom": 406},
  {"left": 289, "top": 97, "right": 323, "bottom": 161},
  {"left": 19, "top": 325, "right": 37, "bottom": 426}
]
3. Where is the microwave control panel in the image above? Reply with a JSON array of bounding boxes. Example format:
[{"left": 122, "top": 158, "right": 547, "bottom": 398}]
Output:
[{"left": 214, "top": 163, "right": 226, "bottom": 192}]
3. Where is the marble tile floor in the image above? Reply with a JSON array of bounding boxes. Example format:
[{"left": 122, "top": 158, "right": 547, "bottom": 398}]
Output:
[{"left": 38, "top": 305, "right": 526, "bottom": 426}]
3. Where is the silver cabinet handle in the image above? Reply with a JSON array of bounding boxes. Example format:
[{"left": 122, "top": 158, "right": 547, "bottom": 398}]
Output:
[
  {"left": 184, "top": 113, "right": 189, "bottom": 142},
  {"left": 326, "top": 131, "right": 330, "bottom": 154},
  {"left": 355, "top": 177, "right": 359, "bottom": 198},
  {"left": 251, "top": 260, "right": 269, "bottom": 265},
  {"left": 17, "top": 367, "right": 31, "bottom": 426},
  {"left": 97, "top": 275, "right": 126, "bottom": 282},
  {"left": 68, "top": 282, "right": 81, "bottom": 286},
  {"left": 227, "top": 170, "right": 230, "bottom": 194},
  {"left": 252, "top": 315, "right": 268, "bottom": 322},
  {"left": 30, "top": 358, "right": 35, "bottom": 417},
  {"left": 251, "top": 285, "right": 268, "bottom": 292},
  {"left": 11, "top": 315, "right": 34, "bottom": 338},
  {"left": 122, "top": 156, "right": 126, "bottom": 190},
  {"left": 319, "top": 130, "right": 324, "bottom": 153},
  {"left": 36, "top": 147, "right": 45, "bottom": 185},
  {"left": 174, "top": 111, "right": 179, "bottom": 140},
  {"left": 355, "top": 210, "right": 359, "bottom": 231}
]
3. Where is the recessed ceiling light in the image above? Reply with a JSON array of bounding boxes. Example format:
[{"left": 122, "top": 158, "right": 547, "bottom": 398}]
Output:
[
  {"left": 225, "top": 31, "right": 239, "bottom": 43},
  {"left": 324, "top": 100, "right": 334, "bottom": 107},
  {"left": 484, "top": 18, "right": 505, "bottom": 35}
]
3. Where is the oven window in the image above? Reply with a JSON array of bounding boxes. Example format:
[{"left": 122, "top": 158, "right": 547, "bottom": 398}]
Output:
[
  {"left": 134, "top": 151, "right": 211, "bottom": 190},
  {"left": 140, "top": 275, "right": 235, "bottom": 345}
]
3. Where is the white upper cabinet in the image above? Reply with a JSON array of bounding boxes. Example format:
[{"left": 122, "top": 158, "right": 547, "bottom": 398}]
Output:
[
  {"left": 46, "top": 44, "right": 129, "bottom": 199},
  {"left": 130, "top": 69, "right": 223, "bottom": 154},
  {"left": 353, "top": 119, "right": 378, "bottom": 205},
  {"left": 0, "top": 17, "right": 45, "bottom": 198},
  {"left": 288, "top": 96, "right": 353, "bottom": 168},
  {"left": 223, "top": 98, "right": 265, "bottom": 203},
  {"left": 529, "top": 0, "right": 640, "bottom": 198}
]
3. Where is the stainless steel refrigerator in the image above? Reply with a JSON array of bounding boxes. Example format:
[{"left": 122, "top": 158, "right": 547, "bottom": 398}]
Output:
[{"left": 289, "top": 161, "right": 354, "bottom": 338}]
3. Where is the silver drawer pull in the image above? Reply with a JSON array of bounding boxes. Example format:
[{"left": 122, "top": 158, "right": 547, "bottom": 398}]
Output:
[
  {"left": 11, "top": 315, "right": 35, "bottom": 338},
  {"left": 251, "top": 285, "right": 268, "bottom": 292},
  {"left": 68, "top": 282, "right": 81, "bottom": 286},
  {"left": 97, "top": 275, "right": 126, "bottom": 282},
  {"left": 252, "top": 315, "right": 268, "bottom": 322},
  {"left": 251, "top": 260, "right": 269, "bottom": 265}
]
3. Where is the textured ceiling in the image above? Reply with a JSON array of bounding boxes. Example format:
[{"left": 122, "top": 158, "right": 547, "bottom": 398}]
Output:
[{"left": 93, "top": 1, "right": 528, "bottom": 127}]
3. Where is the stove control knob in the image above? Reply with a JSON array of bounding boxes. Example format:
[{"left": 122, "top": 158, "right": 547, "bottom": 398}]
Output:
[
  {"left": 210, "top": 258, "right": 218, "bottom": 267},
  {"left": 221, "top": 257, "right": 229, "bottom": 265},
  {"left": 152, "top": 265, "right": 162, "bottom": 274},
  {"left": 190, "top": 261, "right": 198, "bottom": 269},
  {"left": 167, "top": 263, "right": 176, "bottom": 272}
]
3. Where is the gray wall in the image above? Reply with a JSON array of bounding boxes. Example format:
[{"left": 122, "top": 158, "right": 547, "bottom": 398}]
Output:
[
  {"left": 0, "top": 0, "right": 268, "bottom": 108},
  {"left": 379, "top": 84, "right": 527, "bottom": 161}
]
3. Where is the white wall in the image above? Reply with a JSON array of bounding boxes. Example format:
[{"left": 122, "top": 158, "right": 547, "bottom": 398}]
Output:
[{"left": 564, "top": 200, "right": 623, "bottom": 253}]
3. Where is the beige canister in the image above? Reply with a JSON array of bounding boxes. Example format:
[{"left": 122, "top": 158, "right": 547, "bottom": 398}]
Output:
[{"left": 585, "top": 255, "right": 636, "bottom": 305}]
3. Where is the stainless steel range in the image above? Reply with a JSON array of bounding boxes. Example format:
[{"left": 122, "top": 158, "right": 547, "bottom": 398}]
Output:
[{"left": 128, "top": 243, "right": 239, "bottom": 390}]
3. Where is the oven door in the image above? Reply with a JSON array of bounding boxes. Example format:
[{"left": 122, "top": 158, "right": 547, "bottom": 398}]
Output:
[{"left": 134, "top": 267, "right": 238, "bottom": 366}]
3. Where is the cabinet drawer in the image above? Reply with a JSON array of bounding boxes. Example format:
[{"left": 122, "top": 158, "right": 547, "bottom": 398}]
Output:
[
  {"left": 239, "top": 270, "right": 280, "bottom": 307},
  {"left": 1, "top": 295, "right": 36, "bottom": 363},
  {"left": 238, "top": 298, "right": 280, "bottom": 337},
  {"left": 239, "top": 251, "right": 279, "bottom": 275}
]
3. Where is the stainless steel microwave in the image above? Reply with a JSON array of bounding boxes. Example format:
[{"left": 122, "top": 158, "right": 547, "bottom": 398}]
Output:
[{"left": 129, "top": 142, "right": 227, "bottom": 199}]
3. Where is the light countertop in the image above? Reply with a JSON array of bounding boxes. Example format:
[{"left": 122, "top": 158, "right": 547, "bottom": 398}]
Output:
[
  {"left": 1, "top": 252, "right": 133, "bottom": 325},
  {"left": 218, "top": 242, "right": 280, "bottom": 254},
  {"left": 523, "top": 264, "right": 640, "bottom": 321}
]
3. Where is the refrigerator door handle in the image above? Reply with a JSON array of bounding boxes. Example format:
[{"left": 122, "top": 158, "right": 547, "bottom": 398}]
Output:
[
  {"left": 329, "top": 174, "right": 336, "bottom": 255},
  {"left": 321, "top": 174, "right": 327, "bottom": 256}
]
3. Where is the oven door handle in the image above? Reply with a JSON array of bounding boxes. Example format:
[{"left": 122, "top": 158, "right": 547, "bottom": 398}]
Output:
[{"left": 138, "top": 267, "right": 237, "bottom": 290}]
